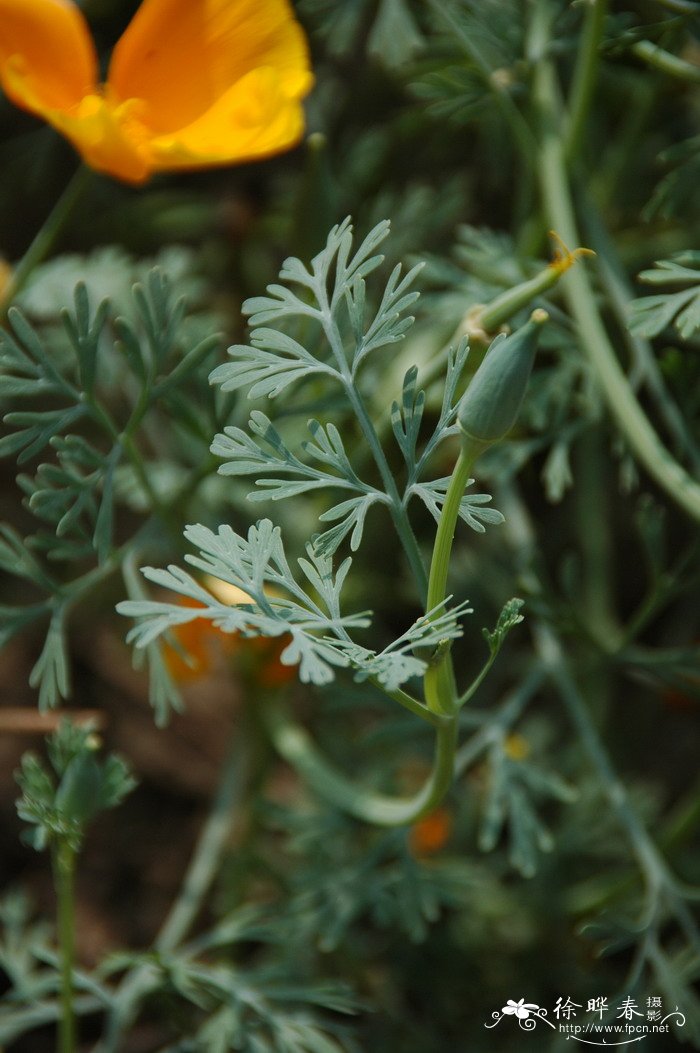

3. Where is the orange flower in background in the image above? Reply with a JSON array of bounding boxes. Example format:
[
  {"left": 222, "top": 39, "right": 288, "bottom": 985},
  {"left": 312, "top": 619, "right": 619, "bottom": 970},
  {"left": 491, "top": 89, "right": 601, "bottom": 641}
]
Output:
[
  {"left": 162, "top": 598, "right": 232, "bottom": 682},
  {"left": 245, "top": 634, "right": 298, "bottom": 687},
  {"left": 163, "top": 580, "right": 298, "bottom": 688},
  {"left": 0, "top": 258, "right": 12, "bottom": 298},
  {"left": 0, "top": 0, "right": 313, "bottom": 184},
  {"left": 409, "top": 808, "right": 452, "bottom": 857}
]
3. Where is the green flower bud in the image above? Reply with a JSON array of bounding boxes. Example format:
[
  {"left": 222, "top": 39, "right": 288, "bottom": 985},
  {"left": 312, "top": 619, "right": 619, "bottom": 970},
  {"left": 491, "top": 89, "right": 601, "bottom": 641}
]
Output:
[
  {"left": 55, "top": 754, "right": 103, "bottom": 826},
  {"left": 458, "top": 309, "right": 548, "bottom": 448}
]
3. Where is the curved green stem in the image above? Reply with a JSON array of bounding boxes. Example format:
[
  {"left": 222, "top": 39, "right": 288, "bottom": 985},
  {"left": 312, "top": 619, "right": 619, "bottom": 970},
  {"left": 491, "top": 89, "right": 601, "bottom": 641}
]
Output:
[
  {"left": 534, "top": 53, "right": 700, "bottom": 522},
  {"left": 53, "top": 840, "right": 77, "bottom": 1053},
  {"left": 577, "top": 186, "right": 700, "bottom": 470},
  {"left": 631, "top": 39, "right": 700, "bottom": 84},
  {"left": 368, "top": 675, "right": 440, "bottom": 725},
  {"left": 261, "top": 442, "right": 482, "bottom": 823},
  {"left": 565, "top": 0, "right": 608, "bottom": 161},
  {"left": 424, "top": 445, "right": 479, "bottom": 716},
  {"left": 265, "top": 698, "right": 458, "bottom": 825},
  {"left": 456, "top": 650, "right": 497, "bottom": 708},
  {"left": 1, "top": 166, "right": 92, "bottom": 314},
  {"left": 426, "top": 448, "right": 475, "bottom": 621}
]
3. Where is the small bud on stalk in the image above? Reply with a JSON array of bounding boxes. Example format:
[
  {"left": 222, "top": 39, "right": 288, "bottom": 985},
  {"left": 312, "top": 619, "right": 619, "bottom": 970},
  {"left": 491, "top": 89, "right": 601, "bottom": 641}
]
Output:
[{"left": 458, "top": 309, "right": 548, "bottom": 451}]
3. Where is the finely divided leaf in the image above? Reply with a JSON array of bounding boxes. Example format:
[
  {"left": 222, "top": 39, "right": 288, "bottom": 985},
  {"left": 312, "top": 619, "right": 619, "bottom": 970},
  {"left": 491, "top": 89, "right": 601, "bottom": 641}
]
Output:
[
  {"left": 482, "top": 598, "right": 525, "bottom": 655},
  {"left": 342, "top": 598, "right": 473, "bottom": 689},
  {"left": 313, "top": 493, "right": 386, "bottom": 556},
  {"left": 629, "top": 253, "right": 700, "bottom": 339},
  {"left": 350, "top": 262, "right": 423, "bottom": 370},
  {"left": 414, "top": 338, "right": 470, "bottom": 476},
  {"left": 409, "top": 479, "right": 504, "bottom": 533},
  {"left": 118, "top": 521, "right": 371, "bottom": 687},
  {"left": 29, "top": 607, "right": 70, "bottom": 712},
  {"left": 213, "top": 412, "right": 376, "bottom": 507},
  {"left": 391, "top": 366, "right": 425, "bottom": 472},
  {"left": 210, "top": 329, "right": 339, "bottom": 400}
]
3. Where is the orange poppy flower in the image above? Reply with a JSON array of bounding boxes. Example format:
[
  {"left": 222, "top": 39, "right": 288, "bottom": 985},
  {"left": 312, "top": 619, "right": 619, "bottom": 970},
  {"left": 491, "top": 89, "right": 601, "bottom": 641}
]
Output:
[
  {"left": 163, "top": 580, "right": 299, "bottom": 688},
  {"left": 162, "top": 598, "right": 232, "bottom": 682},
  {"left": 0, "top": 0, "right": 313, "bottom": 184},
  {"left": 409, "top": 808, "right": 452, "bottom": 857},
  {"left": 243, "top": 634, "right": 298, "bottom": 687}
]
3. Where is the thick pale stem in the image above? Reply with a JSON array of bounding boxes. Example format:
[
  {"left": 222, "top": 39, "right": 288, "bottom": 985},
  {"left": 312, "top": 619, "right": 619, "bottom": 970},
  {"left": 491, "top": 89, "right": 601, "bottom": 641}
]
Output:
[
  {"left": 632, "top": 40, "right": 700, "bottom": 84},
  {"left": 534, "top": 56, "right": 700, "bottom": 522},
  {"left": 565, "top": 0, "right": 608, "bottom": 161},
  {"left": 265, "top": 699, "right": 458, "bottom": 825}
]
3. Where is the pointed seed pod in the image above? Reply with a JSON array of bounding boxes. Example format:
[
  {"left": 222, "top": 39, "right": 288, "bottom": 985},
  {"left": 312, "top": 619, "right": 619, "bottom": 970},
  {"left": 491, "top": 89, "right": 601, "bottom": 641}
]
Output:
[{"left": 458, "top": 309, "right": 548, "bottom": 448}]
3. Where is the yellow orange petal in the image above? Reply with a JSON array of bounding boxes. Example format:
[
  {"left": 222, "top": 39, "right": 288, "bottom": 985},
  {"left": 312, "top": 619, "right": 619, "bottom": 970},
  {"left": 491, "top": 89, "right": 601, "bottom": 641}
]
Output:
[
  {"left": 146, "top": 67, "right": 306, "bottom": 172},
  {"left": 204, "top": 576, "right": 255, "bottom": 606},
  {"left": 35, "top": 94, "right": 152, "bottom": 184},
  {"left": 0, "top": 258, "right": 12, "bottom": 299},
  {"left": 0, "top": 0, "right": 97, "bottom": 114},
  {"left": 108, "top": 0, "right": 313, "bottom": 135}
]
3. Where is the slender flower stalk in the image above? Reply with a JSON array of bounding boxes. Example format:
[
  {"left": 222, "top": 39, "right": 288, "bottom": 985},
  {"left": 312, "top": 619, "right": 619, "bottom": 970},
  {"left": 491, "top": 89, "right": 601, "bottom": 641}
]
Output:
[
  {"left": 52, "top": 840, "right": 77, "bottom": 1053},
  {"left": 0, "top": 166, "right": 91, "bottom": 314},
  {"left": 424, "top": 313, "right": 547, "bottom": 716},
  {"left": 423, "top": 448, "right": 475, "bottom": 717}
]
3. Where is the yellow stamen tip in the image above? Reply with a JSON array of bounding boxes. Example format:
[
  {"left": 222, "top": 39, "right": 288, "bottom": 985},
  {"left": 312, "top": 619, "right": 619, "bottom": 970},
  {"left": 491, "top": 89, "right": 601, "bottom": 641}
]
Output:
[
  {"left": 547, "top": 230, "right": 595, "bottom": 275},
  {"left": 504, "top": 733, "right": 530, "bottom": 761}
]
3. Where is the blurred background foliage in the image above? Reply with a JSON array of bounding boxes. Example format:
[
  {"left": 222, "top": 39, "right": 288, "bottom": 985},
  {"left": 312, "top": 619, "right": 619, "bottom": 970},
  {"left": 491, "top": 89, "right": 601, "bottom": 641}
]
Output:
[{"left": 1, "top": 0, "right": 700, "bottom": 1050}]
